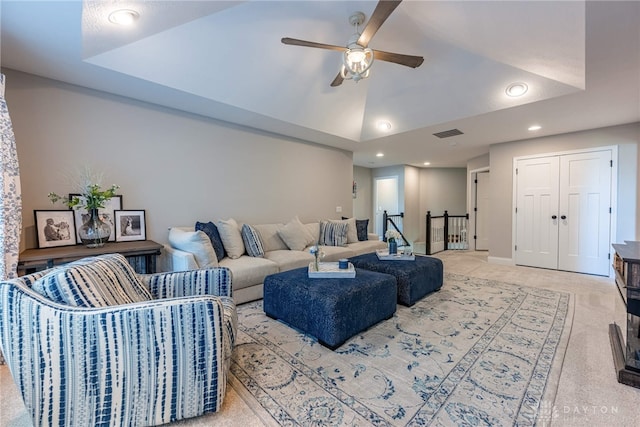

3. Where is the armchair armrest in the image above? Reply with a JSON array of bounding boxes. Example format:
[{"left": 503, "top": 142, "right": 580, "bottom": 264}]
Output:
[
  {"left": 161, "top": 244, "right": 200, "bottom": 271},
  {"left": 140, "top": 267, "right": 232, "bottom": 299},
  {"left": 0, "top": 282, "right": 232, "bottom": 426}
]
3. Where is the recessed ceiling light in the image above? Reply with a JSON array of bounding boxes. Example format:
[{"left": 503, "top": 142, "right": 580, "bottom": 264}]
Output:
[
  {"left": 528, "top": 125, "right": 542, "bottom": 131},
  {"left": 108, "top": 9, "right": 139, "bottom": 25},
  {"left": 423, "top": 162, "right": 431, "bottom": 166},
  {"left": 505, "top": 82, "right": 528, "bottom": 97},
  {"left": 376, "top": 152, "right": 384, "bottom": 157},
  {"left": 377, "top": 121, "right": 392, "bottom": 131}
]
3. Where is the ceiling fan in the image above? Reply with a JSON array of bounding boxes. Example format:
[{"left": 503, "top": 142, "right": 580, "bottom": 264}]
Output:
[{"left": 281, "top": 0, "right": 424, "bottom": 87}]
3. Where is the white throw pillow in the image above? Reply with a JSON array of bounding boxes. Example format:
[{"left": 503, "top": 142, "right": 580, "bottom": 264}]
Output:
[
  {"left": 278, "top": 217, "right": 315, "bottom": 251},
  {"left": 168, "top": 228, "right": 219, "bottom": 268},
  {"left": 217, "top": 218, "right": 245, "bottom": 259}
]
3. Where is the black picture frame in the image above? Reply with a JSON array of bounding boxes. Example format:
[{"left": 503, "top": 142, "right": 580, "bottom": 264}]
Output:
[
  {"left": 69, "top": 194, "right": 122, "bottom": 243},
  {"left": 34, "top": 210, "right": 77, "bottom": 248},
  {"left": 115, "top": 210, "right": 146, "bottom": 242}
]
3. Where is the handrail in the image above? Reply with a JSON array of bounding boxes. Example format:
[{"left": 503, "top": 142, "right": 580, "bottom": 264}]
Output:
[
  {"left": 382, "top": 211, "right": 410, "bottom": 246},
  {"left": 426, "top": 210, "right": 469, "bottom": 254}
]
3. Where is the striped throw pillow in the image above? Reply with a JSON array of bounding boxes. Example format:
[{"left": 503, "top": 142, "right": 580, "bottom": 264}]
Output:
[
  {"left": 241, "top": 224, "right": 265, "bottom": 257},
  {"left": 319, "top": 221, "right": 348, "bottom": 247},
  {"left": 31, "top": 253, "right": 152, "bottom": 307}
]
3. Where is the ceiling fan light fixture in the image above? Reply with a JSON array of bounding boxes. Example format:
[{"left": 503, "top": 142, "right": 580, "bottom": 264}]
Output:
[{"left": 341, "top": 45, "right": 374, "bottom": 82}]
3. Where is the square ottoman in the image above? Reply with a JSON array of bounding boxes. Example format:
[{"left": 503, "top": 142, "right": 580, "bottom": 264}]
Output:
[
  {"left": 348, "top": 252, "right": 443, "bottom": 306},
  {"left": 263, "top": 266, "right": 397, "bottom": 349}
]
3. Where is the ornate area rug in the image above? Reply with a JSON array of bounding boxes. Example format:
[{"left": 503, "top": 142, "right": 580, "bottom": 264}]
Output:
[{"left": 230, "top": 273, "right": 573, "bottom": 426}]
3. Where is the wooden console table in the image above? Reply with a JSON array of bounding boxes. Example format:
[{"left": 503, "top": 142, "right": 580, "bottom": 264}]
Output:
[{"left": 18, "top": 240, "right": 163, "bottom": 275}]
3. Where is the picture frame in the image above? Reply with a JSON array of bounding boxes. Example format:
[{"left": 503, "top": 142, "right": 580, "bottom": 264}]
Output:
[
  {"left": 69, "top": 194, "right": 122, "bottom": 242},
  {"left": 115, "top": 210, "right": 146, "bottom": 242},
  {"left": 34, "top": 210, "right": 77, "bottom": 248}
]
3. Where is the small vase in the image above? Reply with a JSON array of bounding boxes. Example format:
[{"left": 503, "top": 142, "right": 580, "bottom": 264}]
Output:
[
  {"left": 79, "top": 208, "right": 111, "bottom": 248},
  {"left": 389, "top": 239, "right": 398, "bottom": 255}
]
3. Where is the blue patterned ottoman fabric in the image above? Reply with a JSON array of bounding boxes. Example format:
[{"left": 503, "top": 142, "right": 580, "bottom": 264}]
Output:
[
  {"left": 349, "top": 253, "right": 444, "bottom": 306},
  {"left": 263, "top": 267, "right": 397, "bottom": 349},
  {"left": 0, "top": 259, "right": 237, "bottom": 426}
]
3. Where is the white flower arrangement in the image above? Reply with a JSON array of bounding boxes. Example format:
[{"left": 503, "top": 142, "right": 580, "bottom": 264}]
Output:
[{"left": 385, "top": 229, "right": 402, "bottom": 242}]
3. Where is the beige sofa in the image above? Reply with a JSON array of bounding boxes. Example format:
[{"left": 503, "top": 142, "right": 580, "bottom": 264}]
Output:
[{"left": 162, "top": 219, "right": 386, "bottom": 304}]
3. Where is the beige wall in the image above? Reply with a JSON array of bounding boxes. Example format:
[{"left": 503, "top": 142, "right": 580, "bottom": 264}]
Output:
[
  {"left": 418, "top": 168, "right": 467, "bottom": 242},
  {"left": 352, "top": 166, "right": 373, "bottom": 229},
  {"left": 5, "top": 69, "right": 354, "bottom": 249},
  {"left": 488, "top": 123, "right": 639, "bottom": 261},
  {"left": 403, "top": 166, "right": 421, "bottom": 245}
]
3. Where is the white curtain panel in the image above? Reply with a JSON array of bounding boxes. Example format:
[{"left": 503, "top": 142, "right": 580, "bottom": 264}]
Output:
[{"left": 0, "top": 73, "right": 23, "bottom": 364}]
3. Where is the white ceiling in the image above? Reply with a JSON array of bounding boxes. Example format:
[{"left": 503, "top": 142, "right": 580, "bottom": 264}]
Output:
[{"left": 1, "top": 0, "right": 639, "bottom": 168}]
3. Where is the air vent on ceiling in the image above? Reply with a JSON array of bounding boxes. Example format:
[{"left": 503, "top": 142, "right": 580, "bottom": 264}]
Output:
[{"left": 433, "top": 129, "right": 464, "bottom": 139}]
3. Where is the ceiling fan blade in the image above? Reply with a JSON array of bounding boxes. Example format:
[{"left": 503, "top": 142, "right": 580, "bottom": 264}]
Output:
[
  {"left": 330, "top": 73, "right": 344, "bottom": 87},
  {"left": 358, "top": 0, "right": 402, "bottom": 47},
  {"left": 373, "top": 49, "right": 424, "bottom": 68},
  {"left": 281, "top": 37, "right": 345, "bottom": 52}
]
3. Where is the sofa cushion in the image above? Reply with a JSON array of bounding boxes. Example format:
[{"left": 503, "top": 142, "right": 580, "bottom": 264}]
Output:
[
  {"left": 219, "top": 256, "right": 279, "bottom": 290},
  {"left": 311, "top": 245, "right": 355, "bottom": 261},
  {"left": 31, "top": 253, "right": 152, "bottom": 307},
  {"left": 264, "top": 249, "right": 314, "bottom": 271},
  {"left": 241, "top": 224, "right": 265, "bottom": 257},
  {"left": 168, "top": 228, "right": 219, "bottom": 268},
  {"left": 217, "top": 218, "right": 245, "bottom": 259},
  {"left": 319, "top": 221, "right": 348, "bottom": 246},
  {"left": 278, "top": 217, "right": 315, "bottom": 251},
  {"left": 252, "top": 223, "right": 288, "bottom": 252},
  {"left": 346, "top": 239, "right": 387, "bottom": 256},
  {"left": 195, "top": 221, "right": 226, "bottom": 261}
]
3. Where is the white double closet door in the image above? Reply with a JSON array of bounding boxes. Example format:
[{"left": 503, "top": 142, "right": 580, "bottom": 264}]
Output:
[{"left": 515, "top": 149, "right": 612, "bottom": 276}]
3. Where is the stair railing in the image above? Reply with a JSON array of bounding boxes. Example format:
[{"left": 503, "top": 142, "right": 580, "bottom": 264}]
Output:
[{"left": 382, "top": 211, "right": 410, "bottom": 246}]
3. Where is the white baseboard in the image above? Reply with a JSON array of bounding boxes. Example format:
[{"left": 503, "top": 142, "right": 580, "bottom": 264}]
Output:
[{"left": 487, "top": 256, "right": 514, "bottom": 266}]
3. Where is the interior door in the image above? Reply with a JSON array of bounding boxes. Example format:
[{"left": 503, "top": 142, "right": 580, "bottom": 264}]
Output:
[
  {"left": 475, "top": 171, "right": 490, "bottom": 250},
  {"left": 374, "top": 177, "right": 399, "bottom": 238},
  {"left": 515, "top": 156, "right": 560, "bottom": 269},
  {"left": 558, "top": 150, "right": 611, "bottom": 275}
]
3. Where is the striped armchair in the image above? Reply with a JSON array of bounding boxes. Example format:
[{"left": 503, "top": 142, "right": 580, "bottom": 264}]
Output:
[{"left": 0, "top": 253, "right": 237, "bottom": 426}]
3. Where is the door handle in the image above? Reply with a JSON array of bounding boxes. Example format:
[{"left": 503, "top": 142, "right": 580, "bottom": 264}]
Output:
[
  {"left": 561, "top": 215, "right": 567, "bottom": 220},
  {"left": 551, "top": 215, "right": 557, "bottom": 220}
]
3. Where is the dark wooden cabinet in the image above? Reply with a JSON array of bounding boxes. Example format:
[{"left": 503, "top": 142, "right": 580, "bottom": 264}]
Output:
[{"left": 610, "top": 241, "right": 640, "bottom": 387}]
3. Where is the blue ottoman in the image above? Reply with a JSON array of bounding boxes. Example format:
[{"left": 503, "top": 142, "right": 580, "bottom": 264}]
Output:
[
  {"left": 348, "top": 253, "right": 443, "bottom": 306},
  {"left": 263, "top": 267, "right": 397, "bottom": 349}
]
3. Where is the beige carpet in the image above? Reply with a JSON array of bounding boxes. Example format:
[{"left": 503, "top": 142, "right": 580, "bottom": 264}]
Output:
[{"left": 2, "top": 251, "right": 640, "bottom": 426}]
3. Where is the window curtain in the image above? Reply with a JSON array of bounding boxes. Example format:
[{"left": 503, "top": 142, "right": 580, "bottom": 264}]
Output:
[{"left": 0, "top": 73, "right": 23, "bottom": 364}]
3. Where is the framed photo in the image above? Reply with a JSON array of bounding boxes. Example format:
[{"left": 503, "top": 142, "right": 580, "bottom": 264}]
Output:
[
  {"left": 115, "top": 210, "right": 146, "bottom": 242},
  {"left": 34, "top": 210, "right": 77, "bottom": 248},
  {"left": 69, "top": 194, "right": 122, "bottom": 242}
]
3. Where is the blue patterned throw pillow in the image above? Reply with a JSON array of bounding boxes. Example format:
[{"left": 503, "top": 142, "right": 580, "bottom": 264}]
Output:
[
  {"left": 195, "top": 221, "right": 226, "bottom": 261},
  {"left": 241, "top": 224, "right": 265, "bottom": 257},
  {"left": 356, "top": 219, "right": 369, "bottom": 241},
  {"left": 319, "top": 221, "right": 348, "bottom": 246}
]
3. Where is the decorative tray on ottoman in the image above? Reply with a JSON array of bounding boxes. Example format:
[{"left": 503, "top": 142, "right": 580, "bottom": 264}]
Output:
[
  {"left": 308, "top": 262, "right": 356, "bottom": 278},
  {"left": 376, "top": 249, "right": 416, "bottom": 261}
]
